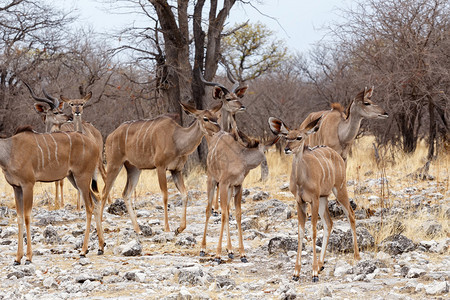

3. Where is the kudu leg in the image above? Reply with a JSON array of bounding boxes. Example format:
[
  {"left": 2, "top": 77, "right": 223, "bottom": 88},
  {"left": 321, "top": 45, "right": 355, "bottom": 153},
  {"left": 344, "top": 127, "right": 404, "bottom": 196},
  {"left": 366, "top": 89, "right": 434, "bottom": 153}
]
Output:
[
  {"left": 123, "top": 163, "right": 142, "bottom": 234},
  {"left": 54, "top": 181, "right": 59, "bottom": 209},
  {"left": 200, "top": 177, "right": 216, "bottom": 257},
  {"left": 212, "top": 185, "right": 220, "bottom": 216},
  {"left": 23, "top": 185, "right": 34, "bottom": 264},
  {"left": 171, "top": 170, "right": 188, "bottom": 235},
  {"left": 234, "top": 185, "right": 247, "bottom": 262},
  {"left": 335, "top": 187, "right": 360, "bottom": 260},
  {"left": 310, "top": 197, "right": 320, "bottom": 282},
  {"left": 225, "top": 186, "right": 234, "bottom": 259},
  {"left": 157, "top": 166, "right": 171, "bottom": 232},
  {"left": 91, "top": 190, "right": 105, "bottom": 255},
  {"left": 59, "top": 180, "right": 64, "bottom": 208},
  {"left": 317, "top": 197, "right": 333, "bottom": 272},
  {"left": 13, "top": 186, "right": 24, "bottom": 265},
  {"left": 100, "top": 163, "right": 123, "bottom": 220},
  {"left": 215, "top": 182, "right": 229, "bottom": 262},
  {"left": 293, "top": 200, "right": 307, "bottom": 281}
]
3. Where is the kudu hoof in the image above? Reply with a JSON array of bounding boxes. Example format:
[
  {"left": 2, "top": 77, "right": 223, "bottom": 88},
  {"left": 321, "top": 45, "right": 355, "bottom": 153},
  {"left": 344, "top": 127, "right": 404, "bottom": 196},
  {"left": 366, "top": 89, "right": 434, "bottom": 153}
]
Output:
[
  {"left": 312, "top": 276, "right": 319, "bottom": 283},
  {"left": 174, "top": 228, "right": 181, "bottom": 236},
  {"left": 214, "top": 257, "right": 222, "bottom": 264},
  {"left": 240, "top": 256, "right": 248, "bottom": 263},
  {"left": 228, "top": 252, "right": 234, "bottom": 259},
  {"left": 292, "top": 275, "right": 299, "bottom": 282},
  {"left": 98, "top": 249, "right": 104, "bottom": 255},
  {"left": 320, "top": 266, "right": 325, "bottom": 272},
  {"left": 80, "top": 254, "right": 86, "bottom": 258},
  {"left": 199, "top": 251, "right": 206, "bottom": 257},
  {"left": 211, "top": 209, "right": 219, "bottom": 217},
  {"left": 25, "top": 260, "right": 32, "bottom": 265},
  {"left": 13, "top": 260, "right": 20, "bottom": 266}
]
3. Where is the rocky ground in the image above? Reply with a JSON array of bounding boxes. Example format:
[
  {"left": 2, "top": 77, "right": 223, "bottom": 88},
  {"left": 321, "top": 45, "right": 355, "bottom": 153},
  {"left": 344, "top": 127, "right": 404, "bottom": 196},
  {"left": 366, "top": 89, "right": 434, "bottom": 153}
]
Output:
[{"left": 0, "top": 175, "right": 448, "bottom": 300}]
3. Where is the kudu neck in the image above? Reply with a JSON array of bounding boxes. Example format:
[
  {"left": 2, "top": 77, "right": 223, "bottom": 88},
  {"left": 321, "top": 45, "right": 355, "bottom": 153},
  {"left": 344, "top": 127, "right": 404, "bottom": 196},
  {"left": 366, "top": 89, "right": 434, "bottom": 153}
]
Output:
[
  {"left": 73, "top": 115, "right": 84, "bottom": 133},
  {"left": 174, "top": 119, "right": 204, "bottom": 155},
  {"left": 339, "top": 104, "right": 363, "bottom": 144}
]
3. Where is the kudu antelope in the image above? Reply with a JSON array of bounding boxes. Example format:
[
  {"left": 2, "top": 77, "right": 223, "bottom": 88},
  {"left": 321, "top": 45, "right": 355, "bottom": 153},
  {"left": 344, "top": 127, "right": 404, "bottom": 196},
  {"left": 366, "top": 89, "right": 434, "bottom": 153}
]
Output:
[
  {"left": 101, "top": 103, "right": 221, "bottom": 235},
  {"left": 269, "top": 117, "right": 360, "bottom": 282},
  {"left": 24, "top": 81, "right": 70, "bottom": 208},
  {"left": 199, "top": 69, "right": 249, "bottom": 216},
  {"left": 0, "top": 126, "right": 105, "bottom": 264},
  {"left": 25, "top": 82, "right": 107, "bottom": 209},
  {"left": 58, "top": 91, "right": 108, "bottom": 209},
  {"left": 299, "top": 87, "right": 388, "bottom": 162},
  {"left": 200, "top": 128, "right": 279, "bottom": 263}
]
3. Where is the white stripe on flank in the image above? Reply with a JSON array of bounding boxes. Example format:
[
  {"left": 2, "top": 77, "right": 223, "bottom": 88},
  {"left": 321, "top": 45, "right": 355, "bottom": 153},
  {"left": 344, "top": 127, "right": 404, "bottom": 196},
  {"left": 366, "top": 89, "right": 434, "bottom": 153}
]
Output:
[
  {"left": 62, "top": 132, "right": 72, "bottom": 162},
  {"left": 210, "top": 131, "right": 226, "bottom": 159},
  {"left": 42, "top": 134, "right": 51, "bottom": 162},
  {"left": 310, "top": 153, "right": 325, "bottom": 185},
  {"left": 125, "top": 124, "right": 131, "bottom": 147},
  {"left": 136, "top": 121, "right": 147, "bottom": 151},
  {"left": 80, "top": 134, "right": 86, "bottom": 159},
  {"left": 141, "top": 121, "right": 153, "bottom": 152},
  {"left": 49, "top": 134, "right": 59, "bottom": 164},
  {"left": 33, "top": 135, "right": 44, "bottom": 169}
]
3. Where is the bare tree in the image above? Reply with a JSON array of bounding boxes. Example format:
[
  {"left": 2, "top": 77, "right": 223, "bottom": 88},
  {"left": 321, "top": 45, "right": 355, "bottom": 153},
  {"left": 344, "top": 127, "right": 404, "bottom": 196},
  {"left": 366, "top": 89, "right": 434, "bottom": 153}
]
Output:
[
  {"left": 320, "top": 0, "right": 450, "bottom": 157},
  {"left": 0, "top": 0, "right": 74, "bottom": 134}
]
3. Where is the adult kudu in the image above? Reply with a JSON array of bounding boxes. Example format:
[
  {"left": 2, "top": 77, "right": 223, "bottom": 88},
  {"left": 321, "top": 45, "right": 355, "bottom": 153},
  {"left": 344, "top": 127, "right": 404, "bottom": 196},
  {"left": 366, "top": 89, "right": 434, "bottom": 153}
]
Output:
[
  {"left": 101, "top": 102, "right": 221, "bottom": 235},
  {"left": 0, "top": 126, "right": 105, "bottom": 265}
]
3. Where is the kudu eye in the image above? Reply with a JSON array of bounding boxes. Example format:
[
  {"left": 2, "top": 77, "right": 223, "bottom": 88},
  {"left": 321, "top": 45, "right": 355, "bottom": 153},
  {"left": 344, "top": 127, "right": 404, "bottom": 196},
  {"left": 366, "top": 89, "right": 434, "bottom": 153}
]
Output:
[
  {"left": 296, "top": 136, "right": 303, "bottom": 141},
  {"left": 203, "top": 117, "right": 209, "bottom": 122},
  {"left": 363, "top": 102, "right": 371, "bottom": 106}
]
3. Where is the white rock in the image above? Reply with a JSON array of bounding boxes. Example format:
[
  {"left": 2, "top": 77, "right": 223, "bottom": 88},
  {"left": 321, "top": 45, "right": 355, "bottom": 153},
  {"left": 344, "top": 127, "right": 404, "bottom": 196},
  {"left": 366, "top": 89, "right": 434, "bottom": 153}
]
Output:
[
  {"left": 425, "top": 281, "right": 449, "bottom": 295},
  {"left": 42, "top": 277, "right": 58, "bottom": 288}
]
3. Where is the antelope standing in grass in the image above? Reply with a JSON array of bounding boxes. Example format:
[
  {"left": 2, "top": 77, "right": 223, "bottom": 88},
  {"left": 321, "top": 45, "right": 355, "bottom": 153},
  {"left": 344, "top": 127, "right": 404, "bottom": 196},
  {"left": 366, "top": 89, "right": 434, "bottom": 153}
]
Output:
[
  {"left": 25, "top": 81, "right": 107, "bottom": 210},
  {"left": 269, "top": 117, "right": 360, "bottom": 282},
  {"left": 299, "top": 87, "right": 388, "bottom": 162},
  {"left": 24, "top": 81, "right": 70, "bottom": 209},
  {"left": 0, "top": 126, "right": 105, "bottom": 265},
  {"left": 200, "top": 128, "right": 279, "bottom": 263},
  {"left": 101, "top": 103, "right": 221, "bottom": 235},
  {"left": 199, "top": 69, "right": 249, "bottom": 216}
]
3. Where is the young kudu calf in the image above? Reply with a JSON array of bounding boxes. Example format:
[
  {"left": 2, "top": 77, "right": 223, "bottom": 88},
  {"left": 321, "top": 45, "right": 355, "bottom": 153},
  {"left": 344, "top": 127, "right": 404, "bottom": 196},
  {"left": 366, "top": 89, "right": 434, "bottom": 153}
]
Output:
[
  {"left": 299, "top": 87, "right": 388, "bottom": 162},
  {"left": 269, "top": 117, "right": 360, "bottom": 282},
  {"left": 0, "top": 127, "right": 105, "bottom": 265},
  {"left": 101, "top": 103, "right": 221, "bottom": 235},
  {"left": 200, "top": 129, "right": 278, "bottom": 263}
]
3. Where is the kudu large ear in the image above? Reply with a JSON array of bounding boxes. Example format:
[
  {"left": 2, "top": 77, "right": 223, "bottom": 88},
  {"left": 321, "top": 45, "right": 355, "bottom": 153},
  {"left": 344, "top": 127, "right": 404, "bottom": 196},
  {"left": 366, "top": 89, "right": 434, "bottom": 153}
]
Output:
[
  {"left": 304, "top": 116, "right": 322, "bottom": 135},
  {"left": 364, "top": 86, "right": 374, "bottom": 99},
  {"left": 180, "top": 102, "right": 198, "bottom": 116},
  {"left": 212, "top": 86, "right": 226, "bottom": 99},
  {"left": 84, "top": 91, "right": 92, "bottom": 101},
  {"left": 34, "top": 103, "right": 47, "bottom": 114},
  {"left": 268, "top": 117, "right": 289, "bottom": 136},
  {"left": 60, "top": 95, "right": 70, "bottom": 103},
  {"left": 235, "top": 85, "right": 248, "bottom": 98}
]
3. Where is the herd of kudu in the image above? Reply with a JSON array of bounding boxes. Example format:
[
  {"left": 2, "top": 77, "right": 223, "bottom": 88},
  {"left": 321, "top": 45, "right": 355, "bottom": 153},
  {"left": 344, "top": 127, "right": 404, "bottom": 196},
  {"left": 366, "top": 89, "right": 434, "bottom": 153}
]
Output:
[{"left": 0, "top": 68, "right": 388, "bottom": 282}]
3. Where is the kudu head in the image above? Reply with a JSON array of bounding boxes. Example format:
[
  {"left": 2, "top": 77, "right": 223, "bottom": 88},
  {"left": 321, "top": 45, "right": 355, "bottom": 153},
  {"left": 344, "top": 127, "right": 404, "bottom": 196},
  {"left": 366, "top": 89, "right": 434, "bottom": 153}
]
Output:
[
  {"left": 199, "top": 68, "right": 248, "bottom": 115},
  {"left": 347, "top": 87, "right": 388, "bottom": 120},
  {"left": 269, "top": 117, "right": 321, "bottom": 154},
  {"left": 180, "top": 102, "right": 222, "bottom": 136},
  {"left": 23, "top": 81, "right": 69, "bottom": 132},
  {"left": 60, "top": 92, "right": 92, "bottom": 117}
]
